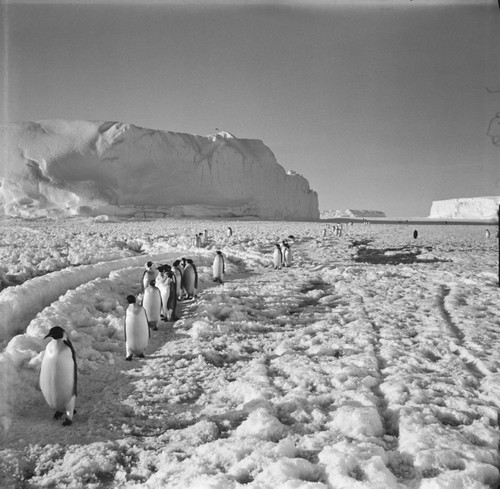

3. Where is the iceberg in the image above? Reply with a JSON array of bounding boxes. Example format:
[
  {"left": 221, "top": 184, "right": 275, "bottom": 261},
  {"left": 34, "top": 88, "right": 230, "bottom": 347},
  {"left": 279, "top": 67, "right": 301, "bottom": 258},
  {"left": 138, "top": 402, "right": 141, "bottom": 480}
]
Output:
[
  {"left": 0, "top": 120, "right": 319, "bottom": 220},
  {"left": 429, "top": 197, "right": 500, "bottom": 220}
]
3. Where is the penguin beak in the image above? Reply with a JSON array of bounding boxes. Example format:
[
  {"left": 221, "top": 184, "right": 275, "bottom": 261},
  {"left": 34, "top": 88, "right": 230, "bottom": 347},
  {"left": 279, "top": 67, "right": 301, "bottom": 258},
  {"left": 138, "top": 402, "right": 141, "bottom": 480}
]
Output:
[{"left": 44, "top": 332, "right": 53, "bottom": 340}]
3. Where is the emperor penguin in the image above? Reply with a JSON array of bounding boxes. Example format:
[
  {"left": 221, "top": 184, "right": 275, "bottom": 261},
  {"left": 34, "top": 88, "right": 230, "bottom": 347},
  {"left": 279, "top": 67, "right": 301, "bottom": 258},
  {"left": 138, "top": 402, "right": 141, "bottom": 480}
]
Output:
[
  {"left": 226, "top": 227, "right": 233, "bottom": 238},
  {"left": 165, "top": 271, "right": 179, "bottom": 321},
  {"left": 172, "top": 260, "right": 184, "bottom": 300},
  {"left": 273, "top": 243, "right": 282, "bottom": 269},
  {"left": 142, "top": 280, "right": 162, "bottom": 330},
  {"left": 283, "top": 243, "right": 293, "bottom": 267},
  {"left": 141, "top": 262, "right": 157, "bottom": 293},
  {"left": 39, "top": 326, "right": 77, "bottom": 426},
  {"left": 213, "top": 250, "right": 225, "bottom": 283},
  {"left": 182, "top": 259, "right": 198, "bottom": 299},
  {"left": 156, "top": 267, "right": 172, "bottom": 320},
  {"left": 124, "top": 295, "right": 150, "bottom": 361}
]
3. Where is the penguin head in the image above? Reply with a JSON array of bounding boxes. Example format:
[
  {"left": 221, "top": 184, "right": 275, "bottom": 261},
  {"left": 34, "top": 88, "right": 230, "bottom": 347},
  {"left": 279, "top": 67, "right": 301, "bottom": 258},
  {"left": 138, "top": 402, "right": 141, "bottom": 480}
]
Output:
[
  {"left": 186, "top": 259, "right": 193, "bottom": 264},
  {"left": 149, "top": 280, "right": 156, "bottom": 286},
  {"left": 126, "top": 295, "right": 136, "bottom": 304},
  {"left": 44, "top": 326, "right": 66, "bottom": 340},
  {"left": 216, "top": 250, "right": 222, "bottom": 255},
  {"left": 146, "top": 261, "right": 153, "bottom": 268},
  {"left": 172, "top": 260, "right": 180, "bottom": 267}
]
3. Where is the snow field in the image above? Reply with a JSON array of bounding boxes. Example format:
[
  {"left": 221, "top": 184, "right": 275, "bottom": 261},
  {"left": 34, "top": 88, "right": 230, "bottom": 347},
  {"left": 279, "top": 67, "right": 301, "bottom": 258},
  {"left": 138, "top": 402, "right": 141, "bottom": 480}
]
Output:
[{"left": 0, "top": 218, "right": 499, "bottom": 489}]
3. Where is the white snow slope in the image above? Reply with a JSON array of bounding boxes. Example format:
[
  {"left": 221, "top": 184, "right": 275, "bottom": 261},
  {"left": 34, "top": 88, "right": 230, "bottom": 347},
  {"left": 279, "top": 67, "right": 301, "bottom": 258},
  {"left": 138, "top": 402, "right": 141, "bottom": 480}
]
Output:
[
  {"left": 0, "top": 120, "right": 319, "bottom": 221},
  {"left": 1, "top": 216, "right": 500, "bottom": 489},
  {"left": 429, "top": 197, "right": 500, "bottom": 220}
]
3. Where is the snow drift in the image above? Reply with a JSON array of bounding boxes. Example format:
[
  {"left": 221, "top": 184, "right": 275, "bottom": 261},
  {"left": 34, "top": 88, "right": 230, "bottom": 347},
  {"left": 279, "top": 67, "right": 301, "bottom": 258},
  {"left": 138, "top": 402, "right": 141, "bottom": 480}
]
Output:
[
  {"left": 0, "top": 120, "right": 319, "bottom": 220},
  {"left": 429, "top": 197, "right": 500, "bottom": 220}
]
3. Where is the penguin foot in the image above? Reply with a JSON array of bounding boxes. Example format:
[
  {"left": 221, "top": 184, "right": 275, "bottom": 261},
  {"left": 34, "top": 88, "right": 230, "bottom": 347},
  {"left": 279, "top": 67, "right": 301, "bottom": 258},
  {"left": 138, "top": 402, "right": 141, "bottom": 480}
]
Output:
[
  {"left": 62, "top": 418, "right": 73, "bottom": 427},
  {"left": 153, "top": 327, "right": 158, "bottom": 331},
  {"left": 54, "top": 411, "right": 64, "bottom": 420},
  {"left": 137, "top": 353, "right": 145, "bottom": 358},
  {"left": 125, "top": 355, "right": 133, "bottom": 361}
]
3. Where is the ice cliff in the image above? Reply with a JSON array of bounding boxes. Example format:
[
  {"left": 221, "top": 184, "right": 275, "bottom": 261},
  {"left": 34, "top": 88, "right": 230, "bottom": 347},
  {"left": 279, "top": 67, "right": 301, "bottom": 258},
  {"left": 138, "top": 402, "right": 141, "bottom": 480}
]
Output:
[
  {"left": 0, "top": 120, "right": 319, "bottom": 220},
  {"left": 429, "top": 197, "right": 500, "bottom": 220}
]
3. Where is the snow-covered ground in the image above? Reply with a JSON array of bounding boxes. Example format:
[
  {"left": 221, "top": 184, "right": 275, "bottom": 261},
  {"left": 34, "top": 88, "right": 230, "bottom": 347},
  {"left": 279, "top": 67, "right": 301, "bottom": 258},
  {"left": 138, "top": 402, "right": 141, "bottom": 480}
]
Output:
[{"left": 0, "top": 216, "right": 499, "bottom": 489}]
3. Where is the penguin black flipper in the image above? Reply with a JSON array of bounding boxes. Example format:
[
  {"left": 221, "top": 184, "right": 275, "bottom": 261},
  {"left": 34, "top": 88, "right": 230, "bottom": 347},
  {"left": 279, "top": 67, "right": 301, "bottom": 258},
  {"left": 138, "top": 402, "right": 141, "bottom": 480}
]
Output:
[
  {"left": 64, "top": 338, "right": 78, "bottom": 397},
  {"left": 222, "top": 256, "right": 225, "bottom": 274},
  {"left": 193, "top": 264, "right": 199, "bottom": 289}
]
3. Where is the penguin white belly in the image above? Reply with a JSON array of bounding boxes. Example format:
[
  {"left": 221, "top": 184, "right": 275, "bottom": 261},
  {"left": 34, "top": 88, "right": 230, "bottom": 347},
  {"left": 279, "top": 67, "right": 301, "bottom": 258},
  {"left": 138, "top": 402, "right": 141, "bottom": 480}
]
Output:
[
  {"left": 143, "top": 288, "right": 161, "bottom": 323},
  {"left": 213, "top": 256, "right": 223, "bottom": 279},
  {"left": 126, "top": 309, "right": 149, "bottom": 354},
  {"left": 182, "top": 267, "right": 196, "bottom": 296},
  {"left": 158, "top": 285, "right": 171, "bottom": 316},
  {"left": 284, "top": 249, "right": 292, "bottom": 267},
  {"left": 273, "top": 249, "right": 282, "bottom": 268},
  {"left": 40, "top": 343, "right": 74, "bottom": 412}
]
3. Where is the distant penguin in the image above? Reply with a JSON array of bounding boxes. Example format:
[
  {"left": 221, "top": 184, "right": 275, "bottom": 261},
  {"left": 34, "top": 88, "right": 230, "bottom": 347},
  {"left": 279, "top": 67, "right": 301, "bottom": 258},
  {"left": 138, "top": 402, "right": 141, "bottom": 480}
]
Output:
[
  {"left": 273, "top": 243, "right": 283, "bottom": 269},
  {"left": 226, "top": 227, "right": 232, "bottom": 238},
  {"left": 213, "top": 250, "right": 225, "bottom": 283},
  {"left": 172, "top": 260, "right": 184, "bottom": 300},
  {"left": 283, "top": 243, "right": 293, "bottom": 267},
  {"left": 182, "top": 259, "right": 198, "bottom": 299},
  {"left": 141, "top": 262, "right": 157, "bottom": 293},
  {"left": 486, "top": 229, "right": 490, "bottom": 239},
  {"left": 142, "top": 280, "right": 162, "bottom": 330},
  {"left": 124, "top": 295, "right": 150, "bottom": 361},
  {"left": 413, "top": 230, "right": 418, "bottom": 239},
  {"left": 39, "top": 326, "right": 77, "bottom": 426},
  {"left": 195, "top": 234, "right": 202, "bottom": 248}
]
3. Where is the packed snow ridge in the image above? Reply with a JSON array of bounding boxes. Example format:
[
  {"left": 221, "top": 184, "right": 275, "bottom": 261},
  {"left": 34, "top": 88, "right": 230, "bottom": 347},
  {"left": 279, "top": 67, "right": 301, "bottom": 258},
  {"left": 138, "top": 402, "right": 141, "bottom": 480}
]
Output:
[
  {"left": 0, "top": 120, "right": 320, "bottom": 220},
  {"left": 320, "top": 209, "right": 386, "bottom": 219},
  {"left": 429, "top": 197, "right": 500, "bottom": 220}
]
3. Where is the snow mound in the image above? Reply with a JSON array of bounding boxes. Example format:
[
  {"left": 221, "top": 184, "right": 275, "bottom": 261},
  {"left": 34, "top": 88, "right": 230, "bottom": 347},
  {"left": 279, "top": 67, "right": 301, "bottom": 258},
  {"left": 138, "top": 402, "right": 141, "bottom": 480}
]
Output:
[
  {"left": 0, "top": 120, "right": 319, "bottom": 220},
  {"left": 429, "top": 197, "right": 500, "bottom": 220}
]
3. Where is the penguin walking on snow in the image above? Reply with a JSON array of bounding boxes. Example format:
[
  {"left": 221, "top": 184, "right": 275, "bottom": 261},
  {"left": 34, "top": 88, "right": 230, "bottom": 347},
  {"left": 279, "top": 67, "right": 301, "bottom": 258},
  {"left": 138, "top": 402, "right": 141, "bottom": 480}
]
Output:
[
  {"left": 142, "top": 280, "right": 162, "bottom": 330},
  {"left": 39, "top": 326, "right": 77, "bottom": 426},
  {"left": 213, "top": 250, "right": 225, "bottom": 283},
  {"left": 283, "top": 242, "right": 293, "bottom": 267},
  {"left": 124, "top": 295, "right": 150, "bottom": 361},
  {"left": 172, "top": 260, "right": 184, "bottom": 300},
  {"left": 165, "top": 271, "right": 179, "bottom": 321},
  {"left": 141, "top": 261, "right": 157, "bottom": 293},
  {"left": 273, "top": 243, "right": 283, "bottom": 269},
  {"left": 182, "top": 259, "right": 198, "bottom": 299}
]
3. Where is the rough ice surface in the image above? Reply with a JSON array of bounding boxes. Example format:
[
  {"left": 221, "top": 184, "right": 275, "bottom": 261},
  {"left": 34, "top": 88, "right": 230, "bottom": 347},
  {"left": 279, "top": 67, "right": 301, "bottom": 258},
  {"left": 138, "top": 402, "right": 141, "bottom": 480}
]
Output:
[
  {"left": 0, "top": 120, "right": 319, "bottom": 220},
  {"left": 0, "top": 216, "right": 499, "bottom": 489},
  {"left": 429, "top": 197, "right": 500, "bottom": 220}
]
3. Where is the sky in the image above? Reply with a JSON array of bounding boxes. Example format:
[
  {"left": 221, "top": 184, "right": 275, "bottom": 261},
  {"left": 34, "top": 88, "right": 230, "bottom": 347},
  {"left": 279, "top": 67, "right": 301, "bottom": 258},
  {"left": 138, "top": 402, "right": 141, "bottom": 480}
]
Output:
[{"left": 1, "top": 0, "right": 499, "bottom": 217}]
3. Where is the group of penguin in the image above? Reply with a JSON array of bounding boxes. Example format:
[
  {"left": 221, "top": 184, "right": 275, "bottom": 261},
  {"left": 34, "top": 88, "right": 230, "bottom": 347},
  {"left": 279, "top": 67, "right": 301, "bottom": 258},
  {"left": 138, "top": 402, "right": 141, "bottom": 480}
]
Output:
[
  {"left": 38, "top": 250, "right": 226, "bottom": 427},
  {"left": 273, "top": 240, "right": 293, "bottom": 269}
]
